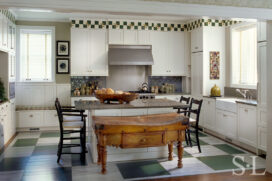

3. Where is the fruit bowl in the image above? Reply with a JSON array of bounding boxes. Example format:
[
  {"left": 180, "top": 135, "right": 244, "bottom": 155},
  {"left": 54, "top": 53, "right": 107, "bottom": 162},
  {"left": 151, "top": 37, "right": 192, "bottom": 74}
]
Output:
[{"left": 94, "top": 91, "right": 138, "bottom": 104}]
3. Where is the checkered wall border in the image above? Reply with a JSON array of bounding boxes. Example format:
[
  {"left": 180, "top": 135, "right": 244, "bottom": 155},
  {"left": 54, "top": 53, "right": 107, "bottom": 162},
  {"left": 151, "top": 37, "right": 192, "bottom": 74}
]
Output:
[
  {"left": 0, "top": 9, "right": 16, "bottom": 24},
  {"left": 71, "top": 19, "right": 241, "bottom": 32},
  {"left": 186, "top": 19, "right": 241, "bottom": 31},
  {"left": 71, "top": 20, "right": 185, "bottom": 31}
]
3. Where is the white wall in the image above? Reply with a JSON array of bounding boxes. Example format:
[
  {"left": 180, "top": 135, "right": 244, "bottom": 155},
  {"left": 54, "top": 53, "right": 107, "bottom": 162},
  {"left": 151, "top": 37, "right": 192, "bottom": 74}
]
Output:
[{"left": 203, "top": 26, "right": 226, "bottom": 96}]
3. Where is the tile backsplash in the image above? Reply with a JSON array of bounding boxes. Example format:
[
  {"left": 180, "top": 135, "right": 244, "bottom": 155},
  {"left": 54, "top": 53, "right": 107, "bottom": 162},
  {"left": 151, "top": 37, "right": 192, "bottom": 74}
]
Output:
[
  {"left": 224, "top": 87, "right": 257, "bottom": 99},
  {"left": 148, "top": 76, "right": 182, "bottom": 93},
  {"left": 71, "top": 76, "right": 106, "bottom": 92}
]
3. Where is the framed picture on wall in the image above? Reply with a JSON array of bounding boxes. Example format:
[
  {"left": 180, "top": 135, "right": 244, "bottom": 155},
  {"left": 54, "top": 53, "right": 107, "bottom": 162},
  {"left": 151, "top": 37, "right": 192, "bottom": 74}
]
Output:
[
  {"left": 56, "top": 41, "right": 70, "bottom": 56},
  {"left": 56, "top": 58, "right": 70, "bottom": 74},
  {"left": 210, "top": 51, "right": 220, "bottom": 80}
]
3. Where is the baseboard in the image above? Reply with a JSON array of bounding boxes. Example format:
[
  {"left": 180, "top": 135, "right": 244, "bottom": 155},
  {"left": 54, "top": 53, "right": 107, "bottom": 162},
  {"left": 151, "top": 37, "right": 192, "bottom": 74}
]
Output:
[{"left": 0, "top": 132, "right": 18, "bottom": 155}]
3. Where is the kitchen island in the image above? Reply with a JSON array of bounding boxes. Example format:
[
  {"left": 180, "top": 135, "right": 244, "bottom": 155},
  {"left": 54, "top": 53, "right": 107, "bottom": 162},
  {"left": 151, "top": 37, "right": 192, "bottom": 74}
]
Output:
[{"left": 75, "top": 99, "right": 189, "bottom": 165}]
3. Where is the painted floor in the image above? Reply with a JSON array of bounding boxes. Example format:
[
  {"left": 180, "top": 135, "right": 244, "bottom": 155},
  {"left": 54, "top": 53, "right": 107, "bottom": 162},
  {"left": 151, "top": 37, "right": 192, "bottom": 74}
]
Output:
[{"left": 0, "top": 131, "right": 266, "bottom": 181}]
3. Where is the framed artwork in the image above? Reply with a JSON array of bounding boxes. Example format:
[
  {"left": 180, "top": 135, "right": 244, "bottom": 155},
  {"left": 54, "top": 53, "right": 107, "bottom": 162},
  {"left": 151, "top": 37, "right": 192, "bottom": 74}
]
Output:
[
  {"left": 56, "top": 41, "right": 70, "bottom": 56},
  {"left": 56, "top": 58, "right": 70, "bottom": 74},
  {"left": 210, "top": 51, "right": 220, "bottom": 80}
]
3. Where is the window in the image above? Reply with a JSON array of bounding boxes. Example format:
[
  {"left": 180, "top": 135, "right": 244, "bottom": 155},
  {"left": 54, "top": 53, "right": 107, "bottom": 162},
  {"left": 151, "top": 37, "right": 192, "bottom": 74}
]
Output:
[
  {"left": 231, "top": 24, "right": 257, "bottom": 88},
  {"left": 18, "top": 26, "right": 55, "bottom": 82}
]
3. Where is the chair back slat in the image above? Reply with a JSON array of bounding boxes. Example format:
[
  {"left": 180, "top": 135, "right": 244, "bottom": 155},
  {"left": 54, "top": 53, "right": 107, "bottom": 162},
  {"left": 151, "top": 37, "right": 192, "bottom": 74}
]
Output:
[
  {"left": 180, "top": 96, "right": 190, "bottom": 104},
  {"left": 55, "top": 98, "right": 64, "bottom": 132}
]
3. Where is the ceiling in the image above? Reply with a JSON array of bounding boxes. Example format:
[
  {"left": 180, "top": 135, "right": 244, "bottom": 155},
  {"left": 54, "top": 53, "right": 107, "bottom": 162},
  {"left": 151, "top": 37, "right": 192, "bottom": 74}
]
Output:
[{"left": 1, "top": 0, "right": 272, "bottom": 22}]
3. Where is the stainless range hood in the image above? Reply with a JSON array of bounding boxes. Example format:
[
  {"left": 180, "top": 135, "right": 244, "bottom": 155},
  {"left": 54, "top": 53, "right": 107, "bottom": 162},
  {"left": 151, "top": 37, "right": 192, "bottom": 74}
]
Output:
[{"left": 108, "top": 45, "right": 154, "bottom": 65}]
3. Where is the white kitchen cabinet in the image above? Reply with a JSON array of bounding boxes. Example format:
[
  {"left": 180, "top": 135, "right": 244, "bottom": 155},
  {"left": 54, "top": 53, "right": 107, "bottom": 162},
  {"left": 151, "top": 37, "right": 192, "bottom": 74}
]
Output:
[
  {"left": 257, "top": 22, "right": 267, "bottom": 42},
  {"left": 71, "top": 28, "right": 89, "bottom": 75},
  {"left": 151, "top": 31, "right": 186, "bottom": 76},
  {"left": 258, "top": 108, "right": 267, "bottom": 127},
  {"left": 138, "top": 30, "right": 151, "bottom": 45},
  {"left": 108, "top": 29, "right": 124, "bottom": 44},
  {"left": 124, "top": 30, "right": 138, "bottom": 44},
  {"left": 191, "top": 27, "right": 203, "bottom": 53},
  {"left": 201, "top": 98, "right": 216, "bottom": 130},
  {"left": 71, "top": 28, "right": 108, "bottom": 76},
  {"left": 17, "top": 111, "right": 44, "bottom": 128},
  {"left": 216, "top": 109, "right": 237, "bottom": 139},
  {"left": 44, "top": 110, "right": 59, "bottom": 127},
  {"left": 8, "top": 22, "right": 12, "bottom": 50},
  {"left": 191, "top": 52, "right": 203, "bottom": 97},
  {"left": 89, "top": 29, "right": 108, "bottom": 76},
  {"left": 2, "top": 17, "right": 8, "bottom": 49},
  {"left": 257, "top": 42, "right": 267, "bottom": 109},
  {"left": 237, "top": 104, "right": 257, "bottom": 147},
  {"left": 258, "top": 126, "right": 267, "bottom": 151},
  {"left": 8, "top": 53, "right": 15, "bottom": 82}
]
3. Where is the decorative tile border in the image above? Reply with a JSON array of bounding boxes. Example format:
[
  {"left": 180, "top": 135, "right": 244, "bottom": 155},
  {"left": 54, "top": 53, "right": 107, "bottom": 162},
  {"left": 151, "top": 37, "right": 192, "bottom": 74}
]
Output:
[
  {"left": 71, "top": 19, "right": 241, "bottom": 32},
  {"left": 0, "top": 9, "right": 16, "bottom": 24},
  {"left": 186, "top": 19, "right": 241, "bottom": 31},
  {"left": 71, "top": 20, "right": 185, "bottom": 31}
]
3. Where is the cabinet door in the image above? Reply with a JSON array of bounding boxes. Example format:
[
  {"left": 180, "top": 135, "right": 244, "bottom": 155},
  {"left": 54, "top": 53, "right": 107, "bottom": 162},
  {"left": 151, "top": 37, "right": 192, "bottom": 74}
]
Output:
[
  {"left": 8, "top": 23, "right": 12, "bottom": 50},
  {"left": 223, "top": 112, "right": 237, "bottom": 139},
  {"left": 168, "top": 32, "right": 185, "bottom": 76},
  {"left": 124, "top": 30, "right": 138, "bottom": 44},
  {"left": 150, "top": 31, "right": 168, "bottom": 75},
  {"left": 191, "top": 28, "right": 203, "bottom": 52},
  {"left": 17, "top": 111, "right": 43, "bottom": 128},
  {"left": 2, "top": 17, "right": 8, "bottom": 48},
  {"left": 202, "top": 99, "right": 215, "bottom": 130},
  {"left": 44, "top": 110, "right": 59, "bottom": 127},
  {"left": 257, "top": 22, "right": 267, "bottom": 42},
  {"left": 258, "top": 127, "right": 267, "bottom": 151},
  {"left": 108, "top": 29, "right": 123, "bottom": 44},
  {"left": 238, "top": 105, "right": 257, "bottom": 147},
  {"left": 191, "top": 52, "right": 203, "bottom": 97},
  {"left": 0, "top": 15, "right": 3, "bottom": 47},
  {"left": 257, "top": 42, "right": 267, "bottom": 108},
  {"left": 89, "top": 29, "right": 108, "bottom": 76},
  {"left": 71, "top": 28, "right": 89, "bottom": 75},
  {"left": 216, "top": 110, "right": 225, "bottom": 135},
  {"left": 138, "top": 30, "right": 151, "bottom": 45},
  {"left": 11, "top": 25, "right": 15, "bottom": 50}
]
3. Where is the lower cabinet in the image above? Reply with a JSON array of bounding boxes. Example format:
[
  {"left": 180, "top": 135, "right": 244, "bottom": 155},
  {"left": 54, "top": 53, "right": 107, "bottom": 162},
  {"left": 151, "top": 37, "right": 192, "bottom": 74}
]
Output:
[
  {"left": 258, "top": 127, "right": 267, "bottom": 151},
  {"left": 201, "top": 98, "right": 216, "bottom": 130},
  {"left": 0, "top": 101, "right": 16, "bottom": 146},
  {"left": 216, "top": 109, "right": 237, "bottom": 139},
  {"left": 237, "top": 104, "right": 257, "bottom": 147},
  {"left": 17, "top": 110, "right": 59, "bottom": 129},
  {"left": 17, "top": 111, "right": 43, "bottom": 128}
]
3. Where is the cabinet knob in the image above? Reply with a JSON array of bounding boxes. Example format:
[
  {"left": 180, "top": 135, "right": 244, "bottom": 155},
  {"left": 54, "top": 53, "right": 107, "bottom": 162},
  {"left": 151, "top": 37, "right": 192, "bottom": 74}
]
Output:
[
  {"left": 195, "top": 46, "right": 198, "bottom": 49},
  {"left": 29, "top": 114, "right": 33, "bottom": 118},
  {"left": 223, "top": 114, "right": 227, "bottom": 117},
  {"left": 244, "top": 109, "right": 248, "bottom": 112}
]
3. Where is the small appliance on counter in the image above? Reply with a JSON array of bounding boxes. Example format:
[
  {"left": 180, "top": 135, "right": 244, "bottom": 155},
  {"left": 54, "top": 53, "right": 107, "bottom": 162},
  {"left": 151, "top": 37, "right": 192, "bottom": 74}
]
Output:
[{"left": 210, "top": 84, "right": 221, "bottom": 97}]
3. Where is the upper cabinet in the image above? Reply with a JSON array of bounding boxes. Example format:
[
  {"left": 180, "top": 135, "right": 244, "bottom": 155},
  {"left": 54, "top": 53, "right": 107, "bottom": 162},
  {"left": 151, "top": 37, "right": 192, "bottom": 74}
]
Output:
[
  {"left": 191, "top": 27, "right": 203, "bottom": 53},
  {"left": 123, "top": 30, "right": 138, "bottom": 44},
  {"left": 151, "top": 31, "right": 186, "bottom": 76},
  {"left": 257, "top": 22, "right": 267, "bottom": 42},
  {"left": 0, "top": 13, "right": 15, "bottom": 52},
  {"left": 71, "top": 28, "right": 108, "bottom": 76},
  {"left": 138, "top": 30, "right": 151, "bottom": 45}
]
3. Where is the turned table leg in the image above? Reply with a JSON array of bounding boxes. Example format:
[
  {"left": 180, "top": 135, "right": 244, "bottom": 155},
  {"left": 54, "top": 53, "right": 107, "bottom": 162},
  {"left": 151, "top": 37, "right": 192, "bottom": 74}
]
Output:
[
  {"left": 168, "top": 143, "right": 173, "bottom": 161},
  {"left": 177, "top": 141, "right": 183, "bottom": 168},
  {"left": 101, "top": 146, "right": 107, "bottom": 174},
  {"left": 97, "top": 144, "right": 101, "bottom": 164}
]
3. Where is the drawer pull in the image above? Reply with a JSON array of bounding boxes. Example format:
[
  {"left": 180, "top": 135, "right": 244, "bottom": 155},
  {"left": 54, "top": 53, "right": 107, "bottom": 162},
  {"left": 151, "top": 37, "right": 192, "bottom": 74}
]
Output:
[
  {"left": 29, "top": 115, "right": 33, "bottom": 118},
  {"left": 244, "top": 109, "right": 248, "bottom": 112},
  {"left": 223, "top": 114, "right": 227, "bottom": 117},
  {"left": 54, "top": 114, "right": 58, "bottom": 117}
]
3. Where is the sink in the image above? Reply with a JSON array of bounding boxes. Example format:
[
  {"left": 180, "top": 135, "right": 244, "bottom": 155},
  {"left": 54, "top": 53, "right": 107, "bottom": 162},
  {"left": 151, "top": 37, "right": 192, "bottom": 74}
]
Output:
[{"left": 216, "top": 98, "right": 239, "bottom": 113}]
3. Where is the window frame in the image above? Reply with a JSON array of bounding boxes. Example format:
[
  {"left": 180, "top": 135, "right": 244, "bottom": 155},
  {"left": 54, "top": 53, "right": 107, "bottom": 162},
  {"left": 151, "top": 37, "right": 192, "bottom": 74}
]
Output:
[
  {"left": 230, "top": 22, "right": 257, "bottom": 89},
  {"left": 16, "top": 25, "right": 56, "bottom": 83}
]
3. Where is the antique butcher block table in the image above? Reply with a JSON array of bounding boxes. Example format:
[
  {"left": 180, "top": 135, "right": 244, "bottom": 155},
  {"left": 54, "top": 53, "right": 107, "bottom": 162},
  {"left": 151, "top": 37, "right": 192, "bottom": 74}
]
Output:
[{"left": 74, "top": 99, "right": 190, "bottom": 174}]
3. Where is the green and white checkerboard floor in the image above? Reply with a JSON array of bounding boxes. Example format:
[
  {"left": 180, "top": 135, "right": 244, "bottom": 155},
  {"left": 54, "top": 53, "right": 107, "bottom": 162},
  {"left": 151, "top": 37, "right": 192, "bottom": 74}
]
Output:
[{"left": 0, "top": 131, "right": 266, "bottom": 181}]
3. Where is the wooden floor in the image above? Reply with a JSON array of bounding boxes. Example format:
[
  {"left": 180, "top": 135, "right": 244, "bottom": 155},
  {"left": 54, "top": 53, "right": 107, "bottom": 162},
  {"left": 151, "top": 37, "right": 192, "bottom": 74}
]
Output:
[{"left": 144, "top": 170, "right": 272, "bottom": 181}]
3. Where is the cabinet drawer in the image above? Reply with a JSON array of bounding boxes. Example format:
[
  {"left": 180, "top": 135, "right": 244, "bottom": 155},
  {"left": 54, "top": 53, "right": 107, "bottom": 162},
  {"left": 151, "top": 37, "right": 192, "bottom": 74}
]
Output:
[
  {"left": 17, "top": 111, "right": 43, "bottom": 128},
  {"left": 122, "top": 132, "right": 165, "bottom": 148}
]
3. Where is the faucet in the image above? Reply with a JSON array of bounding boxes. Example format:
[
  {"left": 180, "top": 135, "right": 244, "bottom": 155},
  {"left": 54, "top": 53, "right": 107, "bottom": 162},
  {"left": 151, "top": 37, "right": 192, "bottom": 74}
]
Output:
[{"left": 236, "top": 89, "right": 249, "bottom": 99}]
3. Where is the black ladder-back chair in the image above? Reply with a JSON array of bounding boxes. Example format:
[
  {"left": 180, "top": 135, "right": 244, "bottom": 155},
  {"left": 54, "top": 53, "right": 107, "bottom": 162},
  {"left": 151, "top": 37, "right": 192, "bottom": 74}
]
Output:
[
  {"left": 186, "top": 98, "right": 203, "bottom": 153},
  {"left": 55, "top": 98, "right": 87, "bottom": 163},
  {"left": 173, "top": 96, "right": 191, "bottom": 145}
]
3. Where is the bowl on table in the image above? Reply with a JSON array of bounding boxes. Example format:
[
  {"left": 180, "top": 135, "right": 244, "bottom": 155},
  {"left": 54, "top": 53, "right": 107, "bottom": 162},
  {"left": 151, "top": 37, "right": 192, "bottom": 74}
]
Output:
[{"left": 94, "top": 90, "right": 138, "bottom": 104}]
